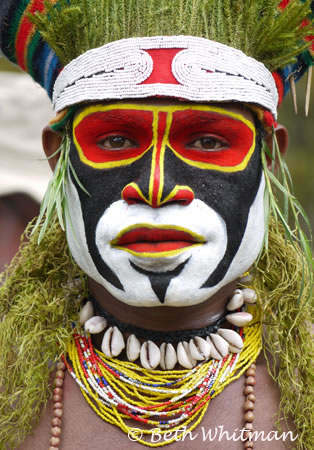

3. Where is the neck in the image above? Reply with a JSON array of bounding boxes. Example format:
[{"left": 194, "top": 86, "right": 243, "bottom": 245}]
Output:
[{"left": 88, "top": 277, "right": 237, "bottom": 332}]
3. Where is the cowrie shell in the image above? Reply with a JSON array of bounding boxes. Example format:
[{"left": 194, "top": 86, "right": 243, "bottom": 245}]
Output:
[
  {"left": 206, "top": 336, "right": 223, "bottom": 360},
  {"left": 177, "top": 342, "right": 197, "bottom": 369},
  {"left": 160, "top": 343, "right": 177, "bottom": 370},
  {"left": 217, "top": 328, "right": 243, "bottom": 353},
  {"left": 189, "top": 336, "right": 211, "bottom": 361},
  {"left": 183, "top": 341, "right": 197, "bottom": 367},
  {"left": 242, "top": 288, "right": 257, "bottom": 304},
  {"left": 226, "top": 289, "right": 244, "bottom": 311},
  {"left": 84, "top": 316, "right": 107, "bottom": 334},
  {"left": 101, "top": 326, "right": 125, "bottom": 358},
  {"left": 209, "top": 333, "right": 229, "bottom": 359},
  {"left": 140, "top": 341, "right": 161, "bottom": 370},
  {"left": 79, "top": 301, "right": 94, "bottom": 325},
  {"left": 126, "top": 334, "right": 141, "bottom": 362},
  {"left": 226, "top": 312, "right": 253, "bottom": 327}
]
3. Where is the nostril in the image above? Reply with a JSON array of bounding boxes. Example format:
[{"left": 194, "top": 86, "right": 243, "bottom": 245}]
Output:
[
  {"left": 126, "top": 198, "right": 147, "bottom": 206},
  {"left": 164, "top": 187, "right": 194, "bottom": 206},
  {"left": 122, "top": 183, "right": 148, "bottom": 205},
  {"left": 122, "top": 183, "right": 194, "bottom": 207}
]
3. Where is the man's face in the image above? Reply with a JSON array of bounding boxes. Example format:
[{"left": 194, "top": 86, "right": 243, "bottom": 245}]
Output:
[{"left": 65, "top": 101, "right": 265, "bottom": 307}]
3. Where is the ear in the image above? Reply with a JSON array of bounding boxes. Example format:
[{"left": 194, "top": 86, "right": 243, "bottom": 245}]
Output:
[
  {"left": 42, "top": 125, "right": 64, "bottom": 171},
  {"left": 264, "top": 125, "right": 289, "bottom": 169}
]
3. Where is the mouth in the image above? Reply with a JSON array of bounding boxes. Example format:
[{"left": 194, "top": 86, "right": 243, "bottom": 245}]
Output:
[{"left": 110, "top": 224, "right": 206, "bottom": 257}]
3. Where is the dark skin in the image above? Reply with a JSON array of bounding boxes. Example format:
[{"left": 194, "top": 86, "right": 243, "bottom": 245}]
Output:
[
  {"left": 0, "top": 193, "right": 40, "bottom": 274},
  {"left": 19, "top": 102, "right": 291, "bottom": 449},
  {"left": 20, "top": 353, "right": 290, "bottom": 450}
]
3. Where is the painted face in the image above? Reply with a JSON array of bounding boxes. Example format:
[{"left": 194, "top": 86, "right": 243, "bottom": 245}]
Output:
[{"left": 65, "top": 102, "right": 265, "bottom": 307}]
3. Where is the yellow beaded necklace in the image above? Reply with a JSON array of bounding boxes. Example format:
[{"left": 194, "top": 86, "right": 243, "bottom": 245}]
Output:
[{"left": 64, "top": 304, "right": 261, "bottom": 447}]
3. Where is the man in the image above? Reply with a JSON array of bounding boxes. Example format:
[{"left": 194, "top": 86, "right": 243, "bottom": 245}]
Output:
[{"left": 0, "top": 1, "right": 312, "bottom": 449}]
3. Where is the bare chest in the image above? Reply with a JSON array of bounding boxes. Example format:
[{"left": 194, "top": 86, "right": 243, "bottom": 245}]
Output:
[{"left": 19, "top": 355, "right": 294, "bottom": 450}]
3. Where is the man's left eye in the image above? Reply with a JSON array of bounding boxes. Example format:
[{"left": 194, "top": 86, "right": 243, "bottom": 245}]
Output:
[
  {"left": 186, "top": 136, "right": 228, "bottom": 151},
  {"left": 97, "top": 135, "right": 137, "bottom": 150}
]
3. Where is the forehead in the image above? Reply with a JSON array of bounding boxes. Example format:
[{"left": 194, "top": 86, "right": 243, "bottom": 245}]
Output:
[{"left": 76, "top": 99, "right": 255, "bottom": 124}]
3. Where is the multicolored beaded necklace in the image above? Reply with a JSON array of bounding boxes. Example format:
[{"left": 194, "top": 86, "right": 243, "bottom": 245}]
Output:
[{"left": 58, "top": 304, "right": 261, "bottom": 447}]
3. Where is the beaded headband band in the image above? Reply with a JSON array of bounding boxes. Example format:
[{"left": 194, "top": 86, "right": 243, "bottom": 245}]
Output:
[{"left": 53, "top": 35, "right": 279, "bottom": 117}]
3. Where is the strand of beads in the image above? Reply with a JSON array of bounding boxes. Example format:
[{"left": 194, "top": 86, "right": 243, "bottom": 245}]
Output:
[
  {"left": 49, "top": 361, "right": 66, "bottom": 450},
  {"left": 243, "top": 363, "right": 256, "bottom": 449},
  {"left": 63, "top": 305, "right": 261, "bottom": 447}
]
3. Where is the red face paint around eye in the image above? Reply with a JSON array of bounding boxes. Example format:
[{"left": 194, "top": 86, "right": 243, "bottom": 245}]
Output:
[
  {"left": 73, "top": 104, "right": 256, "bottom": 173},
  {"left": 74, "top": 109, "right": 154, "bottom": 166},
  {"left": 168, "top": 110, "right": 255, "bottom": 169}
]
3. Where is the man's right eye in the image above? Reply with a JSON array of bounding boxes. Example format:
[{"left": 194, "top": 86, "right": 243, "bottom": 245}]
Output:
[
  {"left": 97, "top": 135, "right": 137, "bottom": 150},
  {"left": 186, "top": 136, "right": 229, "bottom": 151}
]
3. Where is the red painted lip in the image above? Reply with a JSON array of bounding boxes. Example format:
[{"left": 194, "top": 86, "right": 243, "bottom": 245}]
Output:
[{"left": 111, "top": 227, "right": 205, "bottom": 253}]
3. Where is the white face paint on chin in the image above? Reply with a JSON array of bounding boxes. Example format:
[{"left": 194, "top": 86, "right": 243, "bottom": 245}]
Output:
[
  {"left": 65, "top": 173, "right": 265, "bottom": 307},
  {"left": 94, "top": 198, "right": 227, "bottom": 306}
]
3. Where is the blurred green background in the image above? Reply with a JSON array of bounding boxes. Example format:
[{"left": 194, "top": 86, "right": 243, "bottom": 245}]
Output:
[
  {"left": 277, "top": 75, "right": 314, "bottom": 234},
  {"left": 1, "top": 57, "right": 313, "bottom": 231}
]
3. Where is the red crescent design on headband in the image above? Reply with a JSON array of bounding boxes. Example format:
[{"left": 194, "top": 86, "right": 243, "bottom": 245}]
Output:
[{"left": 141, "top": 49, "right": 182, "bottom": 85}]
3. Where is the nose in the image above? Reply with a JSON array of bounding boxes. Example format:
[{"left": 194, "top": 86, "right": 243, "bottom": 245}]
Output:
[
  {"left": 122, "top": 182, "right": 194, "bottom": 207},
  {"left": 121, "top": 110, "right": 195, "bottom": 208}
]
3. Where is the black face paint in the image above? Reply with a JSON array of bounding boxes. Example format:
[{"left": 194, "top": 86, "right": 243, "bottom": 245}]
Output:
[
  {"left": 69, "top": 105, "right": 263, "bottom": 301},
  {"left": 130, "top": 258, "right": 190, "bottom": 303},
  {"left": 69, "top": 133, "right": 262, "bottom": 289}
]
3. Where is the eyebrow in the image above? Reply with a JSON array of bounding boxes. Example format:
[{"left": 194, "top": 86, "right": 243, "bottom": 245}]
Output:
[
  {"left": 171, "top": 111, "right": 240, "bottom": 128},
  {"left": 83, "top": 110, "right": 153, "bottom": 126}
]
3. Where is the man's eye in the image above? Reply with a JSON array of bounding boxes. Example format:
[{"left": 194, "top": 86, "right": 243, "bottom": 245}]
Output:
[
  {"left": 97, "top": 135, "right": 137, "bottom": 150},
  {"left": 186, "top": 136, "right": 227, "bottom": 151}
]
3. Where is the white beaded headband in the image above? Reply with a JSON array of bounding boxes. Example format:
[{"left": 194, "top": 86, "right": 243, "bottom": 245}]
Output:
[{"left": 53, "top": 35, "right": 278, "bottom": 118}]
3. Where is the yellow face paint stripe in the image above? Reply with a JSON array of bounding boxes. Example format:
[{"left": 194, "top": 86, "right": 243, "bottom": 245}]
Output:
[
  {"left": 148, "top": 110, "right": 159, "bottom": 205},
  {"left": 164, "top": 107, "right": 256, "bottom": 173},
  {"left": 160, "top": 185, "right": 194, "bottom": 205},
  {"left": 74, "top": 103, "right": 256, "bottom": 119},
  {"left": 168, "top": 133, "right": 256, "bottom": 172},
  {"left": 110, "top": 222, "right": 205, "bottom": 257},
  {"left": 121, "top": 182, "right": 150, "bottom": 204},
  {"left": 73, "top": 104, "right": 155, "bottom": 169},
  {"left": 110, "top": 223, "right": 206, "bottom": 244},
  {"left": 73, "top": 103, "right": 256, "bottom": 172},
  {"left": 148, "top": 110, "right": 173, "bottom": 207},
  {"left": 111, "top": 243, "right": 204, "bottom": 258},
  {"left": 74, "top": 103, "right": 256, "bottom": 120},
  {"left": 157, "top": 112, "right": 173, "bottom": 205}
]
